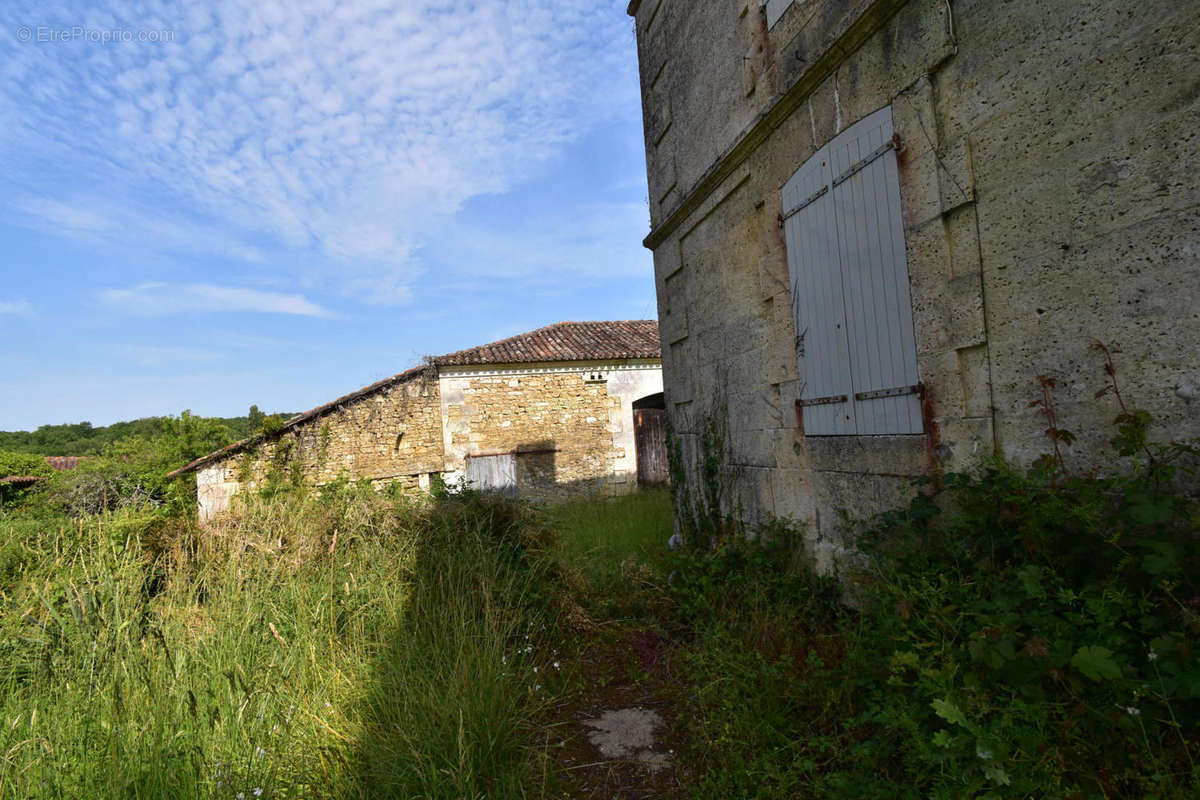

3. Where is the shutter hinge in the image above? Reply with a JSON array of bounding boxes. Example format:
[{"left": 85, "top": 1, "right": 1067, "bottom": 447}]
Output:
[
  {"left": 832, "top": 135, "right": 901, "bottom": 187},
  {"left": 798, "top": 393, "right": 848, "bottom": 407},
  {"left": 780, "top": 184, "right": 828, "bottom": 224},
  {"left": 854, "top": 384, "right": 921, "bottom": 402}
]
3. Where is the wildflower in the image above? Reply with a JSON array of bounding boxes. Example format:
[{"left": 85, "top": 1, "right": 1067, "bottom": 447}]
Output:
[
  {"left": 1126, "top": 707, "right": 1141, "bottom": 717},
  {"left": 237, "top": 794, "right": 245, "bottom": 800},
  {"left": 532, "top": 666, "right": 538, "bottom": 673},
  {"left": 253, "top": 790, "right": 263, "bottom": 797},
  {"left": 256, "top": 747, "right": 266, "bottom": 759},
  {"left": 553, "top": 661, "right": 560, "bottom": 670},
  {"left": 1148, "top": 650, "right": 1159, "bottom": 662}
]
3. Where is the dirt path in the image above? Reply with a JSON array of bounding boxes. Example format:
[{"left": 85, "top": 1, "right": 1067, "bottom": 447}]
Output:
[{"left": 545, "top": 626, "right": 690, "bottom": 799}]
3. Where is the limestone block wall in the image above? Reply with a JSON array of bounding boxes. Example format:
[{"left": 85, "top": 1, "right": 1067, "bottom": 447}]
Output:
[
  {"left": 439, "top": 362, "right": 662, "bottom": 503},
  {"left": 197, "top": 373, "right": 444, "bottom": 520},
  {"left": 630, "top": 0, "right": 1200, "bottom": 557}
]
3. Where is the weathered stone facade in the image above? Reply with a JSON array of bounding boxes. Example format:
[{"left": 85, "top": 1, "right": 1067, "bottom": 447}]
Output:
[
  {"left": 195, "top": 369, "right": 443, "bottom": 518},
  {"left": 628, "top": 0, "right": 1199, "bottom": 563},
  {"left": 176, "top": 322, "right": 664, "bottom": 520},
  {"left": 439, "top": 362, "right": 663, "bottom": 503}
]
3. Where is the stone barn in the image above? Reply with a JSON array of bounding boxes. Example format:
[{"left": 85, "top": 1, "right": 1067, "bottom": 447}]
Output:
[
  {"left": 170, "top": 321, "right": 665, "bottom": 521},
  {"left": 627, "top": 0, "right": 1199, "bottom": 561}
]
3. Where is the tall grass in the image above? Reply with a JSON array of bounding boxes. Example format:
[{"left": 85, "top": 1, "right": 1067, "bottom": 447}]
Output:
[
  {"left": 0, "top": 486, "right": 561, "bottom": 799},
  {"left": 543, "top": 487, "right": 673, "bottom": 600}
]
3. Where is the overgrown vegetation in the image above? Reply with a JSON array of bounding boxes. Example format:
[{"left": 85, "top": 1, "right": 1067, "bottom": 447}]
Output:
[
  {"left": 0, "top": 410, "right": 300, "bottom": 514},
  {"left": 0, "top": 406, "right": 292, "bottom": 457},
  {"left": 649, "top": 363, "right": 1200, "bottom": 799},
  {"left": 660, "top": 445, "right": 1198, "bottom": 798},
  {"left": 2, "top": 358, "right": 1196, "bottom": 798},
  {"left": 0, "top": 486, "right": 564, "bottom": 799}
]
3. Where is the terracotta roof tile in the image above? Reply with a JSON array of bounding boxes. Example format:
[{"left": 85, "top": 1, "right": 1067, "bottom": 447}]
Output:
[
  {"left": 434, "top": 320, "right": 660, "bottom": 366},
  {"left": 0, "top": 476, "right": 44, "bottom": 486}
]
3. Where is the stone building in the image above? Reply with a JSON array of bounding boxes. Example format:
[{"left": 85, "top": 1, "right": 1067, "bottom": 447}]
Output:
[
  {"left": 170, "top": 321, "right": 665, "bottom": 520},
  {"left": 627, "top": 0, "right": 1199, "bottom": 561}
]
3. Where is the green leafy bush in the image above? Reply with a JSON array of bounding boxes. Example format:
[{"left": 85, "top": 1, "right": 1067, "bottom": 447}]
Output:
[
  {"left": 842, "top": 447, "right": 1200, "bottom": 799},
  {"left": 666, "top": 438, "right": 1199, "bottom": 799}
]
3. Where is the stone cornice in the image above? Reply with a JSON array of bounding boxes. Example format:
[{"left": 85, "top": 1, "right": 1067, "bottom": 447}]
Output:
[
  {"left": 641, "top": 0, "right": 910, "bottom": 250},
  {"left": 626, "top": 0, "right": 641, "bottom": 16},
  {"left": 438, "top": 359, "right": 661, "bottom": 380}
]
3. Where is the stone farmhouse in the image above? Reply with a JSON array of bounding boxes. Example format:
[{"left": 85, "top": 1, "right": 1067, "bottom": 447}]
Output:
[
  {"left": 170, "top": 321, "right": 665, "bottom": 521},
  {"left": 627, "top": 0, "right": 1198, "bottom": 560}
]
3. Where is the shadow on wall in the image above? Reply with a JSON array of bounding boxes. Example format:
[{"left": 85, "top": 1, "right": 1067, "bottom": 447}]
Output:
[
  {"left": 463, "top": 441, "right": 559, "bottom": 500},
  {"left": 460, "top": 410, "right": 670, "bottom": 501}
]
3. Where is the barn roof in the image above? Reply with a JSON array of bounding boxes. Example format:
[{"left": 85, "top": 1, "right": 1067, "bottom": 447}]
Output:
[
  {"left": 433, "top": 320, "right": 660, "bottom": 366},
  {"left": 168, "top": 320, "right": 660, "bottom": 477},
  {"left": 0, "top": 475, "right": 45, "bottom": 487}
]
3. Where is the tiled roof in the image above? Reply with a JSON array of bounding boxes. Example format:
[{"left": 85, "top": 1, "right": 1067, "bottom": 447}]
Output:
[
  {"left": 434, "top": 320, "right": 660, "bottom": 366},
  {"left": 0, "top": 475, "right": 44, "bottom": 487},
  {"left": 168, "top": 320, "right": 661, "bottom": 477}
]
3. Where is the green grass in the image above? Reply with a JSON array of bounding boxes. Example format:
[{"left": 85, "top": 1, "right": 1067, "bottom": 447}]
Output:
[
  {"left": 0, "top": 486, "right": 563, "bottom": 799},
  {"left": 11, "top": 470, "right": 1187, "bottom": 800},
  {"left": 543, "top": 486, "right": 673, "bottom": 608}
]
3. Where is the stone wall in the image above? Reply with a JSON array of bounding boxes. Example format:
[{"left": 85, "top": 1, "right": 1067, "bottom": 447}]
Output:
[
  {"left": 193, "top": 362, "right": 665, "bottom": 520},
  {"left": 630, "top": 0, "right": 1200, "bottom": 562},
  {"left": 196, "top": 372, "right": 443, "bottom": 520},
  {"left": 439, "top": 361, "right": 663, "bottom": 503}
]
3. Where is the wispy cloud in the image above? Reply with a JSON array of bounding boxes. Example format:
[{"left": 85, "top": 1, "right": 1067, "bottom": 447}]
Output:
[
  {"left": 100, "top": 283, "right": 331, "bottom": 317},
  {"left": 0, "top": 298, "right": 33, "bottom": 315},
  {"left": 0, "top": 0, "right": 637, "bottom": 303}
]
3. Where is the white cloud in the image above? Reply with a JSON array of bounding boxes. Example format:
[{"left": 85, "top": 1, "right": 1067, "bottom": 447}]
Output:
[
  {"left": 0, "top": 298, "right": 33, "bottom": 315},
  {"left": 100, "top": 283, "right": 331, "bottom": 317},
  {"left": 0, "top": 0, "right": 638, "bottom": 303}
]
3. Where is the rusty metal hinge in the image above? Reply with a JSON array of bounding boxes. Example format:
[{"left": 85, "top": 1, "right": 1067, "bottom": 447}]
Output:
[
  {"left": 854, "top": 384, "right": 921, "bottom": 402},
  {"left": 832, "top": 135, "right": 901, "bottom": 187},
  {"left": 780, "top": 184, "right": 829, "bottom": 224},
  {"left": 798, "top": 393, "right": 848, "bottom": 407}
]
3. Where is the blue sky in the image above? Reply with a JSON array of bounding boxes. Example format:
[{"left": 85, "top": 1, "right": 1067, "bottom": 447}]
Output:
[{"left": 0, "top": 0, "right": 653, "bottom": 430}]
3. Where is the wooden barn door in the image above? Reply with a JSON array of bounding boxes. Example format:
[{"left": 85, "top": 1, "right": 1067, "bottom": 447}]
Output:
[{"left": 634, "top": 409, "right": 668, "bottom": 485}]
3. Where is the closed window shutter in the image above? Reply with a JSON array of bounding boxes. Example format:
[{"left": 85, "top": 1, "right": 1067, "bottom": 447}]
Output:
[
  {"left": 783, "top": 105, "right": 923, "bottom": 435},
  {"left": 783, "top": 141, "right": 856, "bottom": 434},
  {"left": 764, "top": 0, "right": 792, "bottom": 28}
]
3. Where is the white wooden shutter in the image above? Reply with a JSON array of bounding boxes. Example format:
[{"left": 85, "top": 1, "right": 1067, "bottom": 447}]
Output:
[
  {"left": 783, "top": 105, "right": 923, "bottom": 435},
  {"left": 783, "top": 141, "right": 856, "bottom": 435},
  {"left": 764, "top": 0, "right": 792, "bottom": 28}
]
